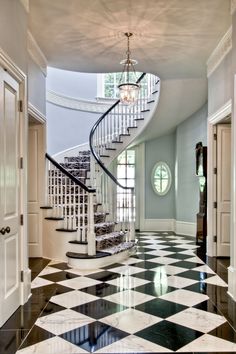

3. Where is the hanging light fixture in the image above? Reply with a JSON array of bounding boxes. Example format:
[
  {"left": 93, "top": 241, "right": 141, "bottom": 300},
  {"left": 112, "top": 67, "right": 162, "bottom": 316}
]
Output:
[{"left": 118, "top": 32, "right": 140, "bottom": 104}]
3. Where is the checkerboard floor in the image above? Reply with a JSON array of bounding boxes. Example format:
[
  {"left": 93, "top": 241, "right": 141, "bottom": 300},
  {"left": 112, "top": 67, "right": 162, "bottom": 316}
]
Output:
[{"left": 13, "top": 233, "right": 236, "bottom": 352}]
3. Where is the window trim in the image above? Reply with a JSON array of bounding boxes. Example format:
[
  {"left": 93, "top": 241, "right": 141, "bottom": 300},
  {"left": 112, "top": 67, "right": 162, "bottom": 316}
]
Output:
[{"left": 151, "top": 161, "right": 172, "bottom": 196}]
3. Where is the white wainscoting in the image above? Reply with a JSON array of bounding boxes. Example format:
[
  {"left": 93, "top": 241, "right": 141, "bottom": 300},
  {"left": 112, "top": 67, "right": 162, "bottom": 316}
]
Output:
[{"left": 140, "top": 219, "right": 196, "bottom": 237}]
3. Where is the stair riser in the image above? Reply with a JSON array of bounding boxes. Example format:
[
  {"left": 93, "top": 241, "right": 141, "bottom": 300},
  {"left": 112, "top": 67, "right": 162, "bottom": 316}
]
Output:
[
  {"left": 96, "top": 234, "right": 124, "bottom": 251},
  {"left": 95, "top": 224, "right": 115, "bottom": 236}
]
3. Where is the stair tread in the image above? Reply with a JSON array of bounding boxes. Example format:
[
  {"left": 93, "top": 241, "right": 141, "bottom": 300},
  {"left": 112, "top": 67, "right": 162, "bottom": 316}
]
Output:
[
  {"left": 45, "top": 217, "right": 64, "bottom": 220},
  {"left": 56, "top": 228, "right": 77, "bottom": 232},
  {"left": 96, "top": 231, "right": 125, "bottom": 241},
  {"left": 66, "top": 251, "right": 110, "bottom": 259},
  {"left": 103, "top": 241, "right": 136, "bottom": 255}
]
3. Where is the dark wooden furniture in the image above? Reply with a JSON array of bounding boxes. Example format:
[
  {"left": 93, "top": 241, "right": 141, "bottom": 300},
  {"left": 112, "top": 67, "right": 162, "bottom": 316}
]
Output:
[{"left": 195, "top": 142, "right": 207, "bottom": 246}]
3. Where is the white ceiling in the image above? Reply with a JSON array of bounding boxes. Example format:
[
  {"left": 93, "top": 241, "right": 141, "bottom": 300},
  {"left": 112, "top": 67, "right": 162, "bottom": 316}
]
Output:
[{"left": 29, "top": 0, "right": 231, "bottom": 140}]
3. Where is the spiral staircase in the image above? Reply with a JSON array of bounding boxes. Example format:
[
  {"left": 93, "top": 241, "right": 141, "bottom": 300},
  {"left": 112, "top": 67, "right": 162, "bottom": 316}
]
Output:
[{"left": 42, "top": 73, "right": 160, "bottom": 268}]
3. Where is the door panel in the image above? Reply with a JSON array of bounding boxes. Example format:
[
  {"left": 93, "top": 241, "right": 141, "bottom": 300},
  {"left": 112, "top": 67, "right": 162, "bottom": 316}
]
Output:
[
  {"left": 217, "top": 124, "right": 231, "bottom": 257},
  {"left": 0, "top": 68, "right": 21, "bottom": 326}
]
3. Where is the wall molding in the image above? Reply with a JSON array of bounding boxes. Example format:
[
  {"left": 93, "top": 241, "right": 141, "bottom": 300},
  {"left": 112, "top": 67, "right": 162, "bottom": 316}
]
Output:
[
  {"left": 208, "top": 99, "right": 232, "bottom": 124},
  {"left": 28, "top": 31, "right": 47, "bottom": 76},
  {"left": 207, "top": 27, "right": 232, "bottom": 78},
  {"left": 47, "top": 90, "right": 112, "bottom": 113},
  {"left": 231, "top": 0, "right": 236, "bottom": 14},
  {"left": 175, "top": 221, "right": 196, "bottom": 237},
  {"left": 28, "top": 102, "right": 46, "bottom": 124},
  {"left": 19, "top": 0, "right": 29, "bottom": 13},
  {"left": 140, "top": 219, "right": 196, "bottom": 236}
]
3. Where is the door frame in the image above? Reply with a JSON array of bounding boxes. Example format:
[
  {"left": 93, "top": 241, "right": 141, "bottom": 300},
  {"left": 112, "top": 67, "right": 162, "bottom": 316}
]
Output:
[
  {"left": 207, "top": 100, "right": 232, "bottom": 257},
  {"left": 0, "top": 48, "right": 31, "bottom": 304}
]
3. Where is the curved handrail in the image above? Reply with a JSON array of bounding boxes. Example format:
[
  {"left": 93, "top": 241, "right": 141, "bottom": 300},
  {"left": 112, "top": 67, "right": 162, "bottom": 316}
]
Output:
[
  {"left": 89, "top": 73, "right": 146, "bottom": 190},
  {"left": 46, "top": 153, "right": 96, "bottom": 193}
]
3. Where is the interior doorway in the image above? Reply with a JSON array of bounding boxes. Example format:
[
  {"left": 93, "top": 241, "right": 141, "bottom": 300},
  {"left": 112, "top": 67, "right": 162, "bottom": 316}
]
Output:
[{"left": 28, "top": 115, "right": 46, "bottom": 257}]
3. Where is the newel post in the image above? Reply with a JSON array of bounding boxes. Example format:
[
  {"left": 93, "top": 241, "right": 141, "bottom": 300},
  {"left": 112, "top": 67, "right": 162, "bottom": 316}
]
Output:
[{"left": 87, "top": 192, "right": 96, "bottom": 256}]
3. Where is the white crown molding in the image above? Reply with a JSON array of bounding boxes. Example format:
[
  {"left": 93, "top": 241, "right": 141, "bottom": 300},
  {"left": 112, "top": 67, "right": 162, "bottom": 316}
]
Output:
[
  {"left": 207, "top": 27, "right": 232, "bottom": 78},
  {"left": 19, "top": 0, "right": 29, "bottom": 13},
  {"left": 208, "top": 99, "right": 232, "bottom": 125},
  {"left": 28, "top": 31, "right": 47, "bottom": 76},
  {"left": 28, "top": 102, "right": 46, "bottom": 124},
  {"left": 231, "top": 0, "right": 236, "bottom": 14},
  {"left": 47, "top": 90, "right": 112, "bottom": 113}
]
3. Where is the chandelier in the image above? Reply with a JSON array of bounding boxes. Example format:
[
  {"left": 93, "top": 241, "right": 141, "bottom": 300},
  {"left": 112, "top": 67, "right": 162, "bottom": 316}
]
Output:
[{"left": 118, "top": 32, "right": 140, "bottom": 104}]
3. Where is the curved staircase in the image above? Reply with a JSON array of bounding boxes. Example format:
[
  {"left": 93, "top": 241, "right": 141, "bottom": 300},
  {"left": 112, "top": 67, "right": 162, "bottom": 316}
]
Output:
[{"left": 42, "top": 73, "right": 160, "bottom": 268}]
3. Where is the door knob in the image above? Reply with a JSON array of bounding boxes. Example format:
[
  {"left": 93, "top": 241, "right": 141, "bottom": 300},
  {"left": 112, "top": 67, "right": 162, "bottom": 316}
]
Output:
[
  {"left": 0, "top": 228, "right": 5, "bottom": 235},
  {"left": 5, "top": 226, "right": 10, "bottom": 233}
]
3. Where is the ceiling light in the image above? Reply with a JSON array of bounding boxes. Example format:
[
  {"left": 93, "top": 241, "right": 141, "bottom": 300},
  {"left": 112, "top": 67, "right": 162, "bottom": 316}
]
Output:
[{"left": 118, "top": 32, "right": 140, "bottom": 104}]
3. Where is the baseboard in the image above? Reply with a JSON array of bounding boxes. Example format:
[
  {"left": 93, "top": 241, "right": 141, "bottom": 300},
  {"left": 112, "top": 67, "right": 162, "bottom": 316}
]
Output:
[
  {"left": 175, "top": 220, "right": 196, "bottom": 237},
  {"left": 140, "top": 218, "right": 196, "bottom": 237},
  {"left": 141, "top": 219, "right": 175, "bottom": 232},
  {"left": 21, "top": 268, "right": 31, "bottom": 305},
  {"left": 228, "top": 266, "right": 236, "bottom": 301}
]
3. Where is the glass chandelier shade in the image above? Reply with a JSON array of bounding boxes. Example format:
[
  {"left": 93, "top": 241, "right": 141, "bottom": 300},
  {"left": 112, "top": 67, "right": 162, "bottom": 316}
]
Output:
[{"left": 118, "top": 33, "right": 140, "bottom": 104}]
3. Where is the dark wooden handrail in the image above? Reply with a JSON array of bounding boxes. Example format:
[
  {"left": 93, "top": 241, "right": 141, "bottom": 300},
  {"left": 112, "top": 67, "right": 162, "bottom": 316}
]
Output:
[
  {"left": 46, "top": 153, "right": 96, "bottom": 193},
  {"left": 89, "top": 73, "right": 146, "bottom": 190}
]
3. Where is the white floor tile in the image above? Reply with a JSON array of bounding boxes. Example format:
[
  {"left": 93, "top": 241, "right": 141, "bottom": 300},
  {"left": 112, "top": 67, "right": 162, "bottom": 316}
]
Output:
[
  {"left": 168, "top": 307, "right": 226, "bottom": 333},
  {"left": 167, "top": 275, "right": 198, "bottom": 288},
  {"left": 184, "top": 256, "right": 205, "bottom": 264},
  {"left": 202, "top": 274, "right": 228, "bottom": 287},
  {"left": 109, "top": 265, "right": 143, "bottom": 275},
  {"left": 177, "top": 334, "right": 236, "bottom": 352},
  {"left": 16, "top": 336, "right": 87, "bottom": 353},
  {"left": 192, "top": 264, "right": 216, "bottom": 274},
  {"left": 104, "top": 290, "right": 155, "bottom": 307},
  {"left": 36, "top": 309, "right": 94, "bottom": 335},
  {"left": 31, "top": 277, "right": 53, "bottom": 289},
  {"left": 38, "top": 266, "right": 62, "bottom": 276},
  {"left": 50, "top": 290, "right": 98, "bottom": 308},
  {"left": 159, "top": 289, "right": 209, "bottom": 306},
  {"left": 57, "top": 276, "right": 101, "bottom": 289},
  {"left": 66, "top": 268, "right": 102, "bottom": 276},
  {"left": 152, "top": 257, "right": 178, "bottom": 265},
  {"left": 106, "top": 275, "right": 150, "bottom": 289}
]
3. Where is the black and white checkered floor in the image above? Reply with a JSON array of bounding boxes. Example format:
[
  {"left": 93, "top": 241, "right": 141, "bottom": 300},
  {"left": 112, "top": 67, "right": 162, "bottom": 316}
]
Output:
[{"left": 17, "top": 232, "right": 236, "bottom": 353}]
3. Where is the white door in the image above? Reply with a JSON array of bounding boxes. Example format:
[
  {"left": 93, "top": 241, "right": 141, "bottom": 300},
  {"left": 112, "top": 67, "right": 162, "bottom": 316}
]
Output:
[
  {"left": 28, "top": 123, "right": 44, "bottom": 257},
  {"left": 0, "top": 67, "right": 21, "bottom": 326},
  {"left": 217, "top": 124, "right": 231, "bottom": 257}
]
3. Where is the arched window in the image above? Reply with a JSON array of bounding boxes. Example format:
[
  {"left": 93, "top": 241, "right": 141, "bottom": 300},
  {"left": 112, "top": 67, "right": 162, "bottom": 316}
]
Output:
[{"left": 152, "top": 162, "right": 172, "bottom": 196}]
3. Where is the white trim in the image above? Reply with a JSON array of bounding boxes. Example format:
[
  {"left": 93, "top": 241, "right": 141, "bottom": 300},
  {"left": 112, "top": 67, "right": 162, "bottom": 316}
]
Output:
[
  {"left": 27, "top": 32, "right": 47, "bottom": 76},
  {"left": 141, "top": 219, "right": 175, "bottom": 232},
  {"left": 28, "top": 102, "right": 46, "bottom": 124},
  {"left": 47, "top": 90, "right": 112, "bottom": 113},
  {"left": 151, "top": 161, "right": 172, "bottom": 196},
  {"left": 0, "top": 47, "right": 30, "bottom": 304},
  {"left": 19, "top": 0, "right": 29, "bottom": 13},
  {"left": 53, "top": 142, "right": 90, "bottom": 163},
  {"left": 139, "top": 143, "right": 146, "bottom": 231},
  {"left": 208, "top": 99, "right": 232, "bottom": 124},
  {"left": 231, "top": 0, "right": 236, "bottom": 14},
  {"left": 207, "top": 27, "right": 232, "bottom": 78},
  {"left": 228, "top": 266, "right": 236, "bottom": 301},
  {"left": 175, "top": 221, "right": 196, "bottom": 237}
]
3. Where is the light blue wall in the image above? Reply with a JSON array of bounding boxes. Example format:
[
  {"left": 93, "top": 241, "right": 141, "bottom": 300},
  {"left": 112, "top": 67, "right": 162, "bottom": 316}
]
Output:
[
  {"left": 0, "top": 0, "right": 27, "bottom": 73},
  {"left": 175, "top": 104, "right": 208, "bottom": 223},
  {"left": 28, "top": 56, "right": 46, "bottom": 115},
  {"left": 47, "top": 103, "right": 99, "bottom": 155},
  {"left": 47, "top": 67, "right": 98, "bottom": 99},
  {"left": 46, "top": 67, "right": 100, "bottom": 154},
  {"left": 208, "top": 51, "right": 232, "bottom": 116},
  {"left": 145, "top": 132, "right": 176, "bottom": 219}
]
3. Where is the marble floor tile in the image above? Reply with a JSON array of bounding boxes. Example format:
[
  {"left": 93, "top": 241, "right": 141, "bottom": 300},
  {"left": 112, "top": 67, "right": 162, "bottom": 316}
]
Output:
[
  {"left": 57, "top": 276, "right": 101, "bottom": 289},
  {"left": 38, "top": 266, "right": 62, "bottom": 277},
  {"left": 120, "top": 257, "right": 144, "bottom": 265},
  {"left": 151, "top": 256, "right": 178, "bottom": 265},
  {"left": 192, "top": 264, "right": 216, "bottom": 274},
  {"left": 106, "top": 275, "right": 150, "bottom": 289},
  {"left": 36, "top": 309, "right": 94, "bottom": 335},
  {"left": 168, "top": 307, "right": 226, "bottom": 333},
  {"left": 159, "top": 289, "right": 209, "bottom": 306},
  {"left": 16, "top": 336, "right": 87, "bottom": 353},
  {"left": 203, "top": 274, "right": 228, "bottom": 287},
  {"left": 100, "top": 308, "right": 162, "bottom": 334},
  {"left": 95, "top": 334, "right": 172, "bottom": 353},
  {"left": 109, "top": 265, "right": 144, "bottom": 275},
  {"left": 50, "top": 290, "right": 98, "bottom": 308},
  {"left": 104, "top": 289, "right": 155, "bottom": 307},
  {"left": 166, "top": 275, "right": 198, "bottom": 288},
  {"left": 177, "top": 333, "right": 236, "bottom": 352},
  {"left": 175, "top": 244, "right": 200, "bottom": 250},
  {"left": 184, "top": 255, "right": 205, "bottom": 264},
  {"left": 31, "top": 277, "right": 53, "bottom": 289},
  {"left": 66, "top": 268, "right": 102, "bottom": 276}
]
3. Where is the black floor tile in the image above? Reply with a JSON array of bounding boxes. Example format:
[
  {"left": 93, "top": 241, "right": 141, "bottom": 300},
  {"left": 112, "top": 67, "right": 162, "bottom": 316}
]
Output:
[
  {"left": 167, "top": 253, "right": 193, "bottom": 260},
  {"left": 133, "top": 253, "right": 157, "bottom": 261},
  {"left": 134, "top": 260, "right": 162, "bottom": 269},
  {"left": 72, "top": 298, "right": 127, "bottom": 319},
  {"left": 184, "top": 282, "right": 208, "bottom": 294},
  {"left": 135, "top": 320, "right": 203, "bottom": 351},
  {"left": 0, "top": 329, "right": 29, "bottom": 354},
  {"left": 40, "top": 270, "right": 79, "bottom": 282},
  {"left": 50, "top": 262, "right": 71, "bottom": 270},
  {"left": 162, "top": 246, "right": 187, "bottom": 252},
  {"left": 193, "top": 299, "right": 222, "bottom": 314},
  {"left": 29, "top": 258, "right": 51, "bottom": 280},
  {"left": 132, "top": 270, "right": 159, "bottom": 282},
  {"left": 79, "top": 283, "right": 120, "bottom": 297},
  {"left": 134, "top": 282, "right": 176, "bottom": 297},
  {"left": 39, "top": 302, "right": 65, "bottom": 317},
  {"left": 60, "top": 321, "right": 129, "bottom": 352},
  {"left": 171, "top": 260, "right": 203, "bottom": 269},
  {"left": 53, "top": 284, "right": 74, "bottom": 295},
  {"left": 136, "top": 298, "right": 187, "bottom": 318},
  {"left": 86, "top": 270, "right": 121, "bottom": 282},
  {"left": 19, "top": 325, "right": 55, "bottom": 350},
  {"left": 177, "top": 270, "right": 215, "bottom": 281},
  {"left": 102, "top": 263, "right": 123, "bottom": 270},
  {"left": 209, "top": 322, "right": 236, "bottom": 343}
]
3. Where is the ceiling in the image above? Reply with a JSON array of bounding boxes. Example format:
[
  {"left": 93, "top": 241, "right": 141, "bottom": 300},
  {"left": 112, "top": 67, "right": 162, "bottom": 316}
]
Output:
[{"left": 29, "top": 0, "right": 231, "bottom": 140}]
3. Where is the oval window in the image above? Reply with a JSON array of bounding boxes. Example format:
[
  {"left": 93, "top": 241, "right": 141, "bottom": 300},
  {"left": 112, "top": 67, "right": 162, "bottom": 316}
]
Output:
[{"left": 152, "top": 162, "right": 172, "bottom": 196}]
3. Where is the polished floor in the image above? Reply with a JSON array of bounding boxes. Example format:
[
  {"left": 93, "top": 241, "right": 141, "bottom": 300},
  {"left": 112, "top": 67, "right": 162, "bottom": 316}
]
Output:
[{"left": 1, "top": 232, "right": 236, "bottom": 353}]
